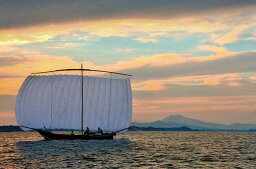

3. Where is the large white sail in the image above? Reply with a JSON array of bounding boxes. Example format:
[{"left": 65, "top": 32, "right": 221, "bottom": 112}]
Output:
[{"left": 15, "top": 75, "right": 132, "bottom": 132}]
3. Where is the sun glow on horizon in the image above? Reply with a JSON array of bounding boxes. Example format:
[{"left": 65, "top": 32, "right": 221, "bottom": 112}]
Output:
[{"left": 1, "top": 1, "right": 256, "bottom": 125}]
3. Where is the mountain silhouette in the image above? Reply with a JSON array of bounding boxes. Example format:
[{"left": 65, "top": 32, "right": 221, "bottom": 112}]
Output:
[{"left": 132, "top": 115, "right": 256, "bottom": 130}]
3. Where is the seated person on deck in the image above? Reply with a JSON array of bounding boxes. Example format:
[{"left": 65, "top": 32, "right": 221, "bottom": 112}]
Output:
[
  {"left": 84, "top": 127, "right": 90, "bottom": 135},
  {"left": 42, "top": 126, "right": 47, "bottom": 132},
  {"left": 97, "top": 127, "right": 103, "bottom": 134}
]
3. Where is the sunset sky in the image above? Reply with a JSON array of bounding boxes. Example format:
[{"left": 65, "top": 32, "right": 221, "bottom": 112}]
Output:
[{"left": 1, "top": 0, "right": 256, "bottom": 125}]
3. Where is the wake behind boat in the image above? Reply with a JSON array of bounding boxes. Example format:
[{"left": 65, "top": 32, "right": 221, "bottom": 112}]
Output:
[{"left": 15, "top": 65, "right": 132, "bottom": 140}]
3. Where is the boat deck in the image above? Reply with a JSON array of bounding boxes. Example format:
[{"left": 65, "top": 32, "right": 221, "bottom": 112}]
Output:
[{"left": 37, "top": 130, "right": 116, "bottom": 140}]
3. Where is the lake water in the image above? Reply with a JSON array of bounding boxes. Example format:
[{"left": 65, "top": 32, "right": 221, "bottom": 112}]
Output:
[{"left": 0, "top": 131, "right": 256, "bottom": 168}]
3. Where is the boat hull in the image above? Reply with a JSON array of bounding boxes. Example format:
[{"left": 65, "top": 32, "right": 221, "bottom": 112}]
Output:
[{"left": 37, "top": 130, "right": 115, "bottom": 140}]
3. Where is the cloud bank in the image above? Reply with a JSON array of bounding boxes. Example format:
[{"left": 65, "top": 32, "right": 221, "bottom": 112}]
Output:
[
  {"left": 121, "top": 52, "right": 256, "bottom": 81},
  {"left": 0, "top": 0, "right": 255, "bottom": 29}
]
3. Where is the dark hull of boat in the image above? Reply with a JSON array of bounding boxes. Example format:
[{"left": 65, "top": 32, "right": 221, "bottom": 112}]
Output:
[{"left": 37, "top": 130, "right": 115, "bottom": 140}]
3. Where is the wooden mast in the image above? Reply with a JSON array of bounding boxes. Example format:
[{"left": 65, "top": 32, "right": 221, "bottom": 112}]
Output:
[{"left": 81, "top": 63, "right": 84, "bottom": 133}]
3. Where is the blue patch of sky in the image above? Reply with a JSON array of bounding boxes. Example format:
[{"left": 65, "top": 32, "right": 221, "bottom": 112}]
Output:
[
  {"left": 241, "top": 72, "right": 256, "bottom": 79},
  {"left": 18, "top": 30, "right": 214, "bottom": 65},
  {"left": 225, "top": 40, "right": 256, "bottom": 52},
  {"left": 239, "top": 27, "right": 255, "bottom": 39},
  {"left": 225, "top": 27, "right": 256, "bottom": 52}
]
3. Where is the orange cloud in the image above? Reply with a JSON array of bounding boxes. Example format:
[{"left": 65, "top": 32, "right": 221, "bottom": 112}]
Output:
[
  {"left": 132, "top": 72, "right": 246, "bottom": 91},
  {"left": 198, "top": 45, "right": 235, "bottom": 59},
  {"left": 210, "top": 26, "right": 249, "bottom": 45},
  {"left": 249, "top": 76, "right": 256, "bottom": 81},
  {"left": 1, "top": 7, "right": 255, "bottom": 46},
  {"left": 0, "top": 50, "right": 95, "bottom": 95}
]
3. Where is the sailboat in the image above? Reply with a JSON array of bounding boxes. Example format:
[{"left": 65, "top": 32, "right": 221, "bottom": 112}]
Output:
[{"left": 15, "top": 65, "right": 132, "bottom": 140}]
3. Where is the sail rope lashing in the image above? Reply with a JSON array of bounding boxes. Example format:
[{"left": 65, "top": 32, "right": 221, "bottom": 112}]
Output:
[
  {"left": 81, "top": 65, "right": 84, "bottom": 133},
  {"left": 55, "top": 84, "right": 66, "bottom": 128},
  {"left": 74, "top": 75, "right": 83, "bottom": 130},
  {"left": 81, "top": 69, "right": 104, "bottom": 132},
  {"left": 33, "top": 75, "right": 49, "bottom": 128},
  {"left": 99, "top": 77, "right": 107, "bottom": 131},
  {"left": 16, "top": 76, "right": 35, "bottom": 131},
  {"left": 49, "top": 76, "right": 60, "bottom": 129},
  {"left": 107, "top": 73, "right": 112, "bottom": 132},
  {"left": 51, "top": 75, "right": 67, "bottom": 129},
  {"left": 44, "top": 76, "right": 56, "bottom": 130},
  {"left": 83, "top": 71, "right": 98, "bottom": 131},
  {"left": 27, "top": 76, "right": 40, "bottom": 127},
  {"left": 51, "top": 75, "right": 79, "bottom": 130},
  {"left": 119, "top": 77, "right": 128, "bottom": 132},
  {"left": 103, "top": 76, "right": 108, "bottom": 131},
  {"left": 117, "top": 78, "right": 126, "bottom": 132},
  {"left": 84, "top": 72, "right": 105, "bottom": 131},
  {"left": 62, "top": 75, "right": 77, "bottom": 130},
  {"left": 70, "top": 75, "right": 81, "bottom": 130},
  {"left": 112, "top": 75, "right": 119, "bottom": 131},
  {"left": 91, "top": 75, "right": 98, "bottom": 129},
  {"left": 83, "top": 73, "right": 89, "bottom": 130},
  {"left": 49, "top": 74, "right": 55, "bottom": 130},
  {"left": 26, "top": 76, "right": 42, "bottom": 128},
  {"left": 65, "top": 75, "right": 81, "bottom": 130},
  {"left": 50, "top": 71, "right": 57, "bottom": 130},
  {"left": 82, "top": 72, "right": 112, "bottom": 132},
  {"left": 40, "top": 75, "right": 53, "bottom": 130},
  {"left": 50, "top": 75, "right": 54, "bottom": 130},
  {"left": 93, "top": 77, "right": 105, "bottom": 131},
  {"left": 84, "top": 71, "right": 93, "bottom": 130},
  {"left": 125, "top": 78, "right": 131, "bottom": 129},
  {"left": 66, "top": 74, "right": 82, "bottom": 130}
]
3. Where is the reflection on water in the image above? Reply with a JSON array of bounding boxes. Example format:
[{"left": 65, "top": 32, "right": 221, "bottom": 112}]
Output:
[
  {"left": 17, "top": 139, "right": 132, "bottom": 156},
  {"left": 1, "top": 131, "right": 256, "bottom": 168}
]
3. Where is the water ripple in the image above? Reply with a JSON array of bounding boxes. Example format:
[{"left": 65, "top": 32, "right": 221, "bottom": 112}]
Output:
[{"left": 0, "top": 131, "right": 256, "bottom": 168}]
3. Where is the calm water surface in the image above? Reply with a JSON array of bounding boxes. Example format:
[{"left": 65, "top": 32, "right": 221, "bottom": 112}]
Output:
[{"left": 0, "top": 131, "right": 256, "bottom": 168}]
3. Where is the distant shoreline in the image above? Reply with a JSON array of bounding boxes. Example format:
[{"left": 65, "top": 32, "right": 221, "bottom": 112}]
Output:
[
  {"left": 129, "top": 126, "right": 256, "bottom": 132},
  {"left": 1, "top": 125, "right": 256, "bottom": 132}
]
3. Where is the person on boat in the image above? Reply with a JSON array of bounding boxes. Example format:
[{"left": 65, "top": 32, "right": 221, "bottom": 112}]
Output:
[
  {"left": 71, "top": 130, "right": 74, "bottom": 136},
  {"left": 84, "top": 127, "right": 90, "bottom": 135},
  {"left": 97, "top": 127, "right": 103, "bottom": 134},
  {"left": 42, "top": 126, "right": 47, "bottom": 132}
]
